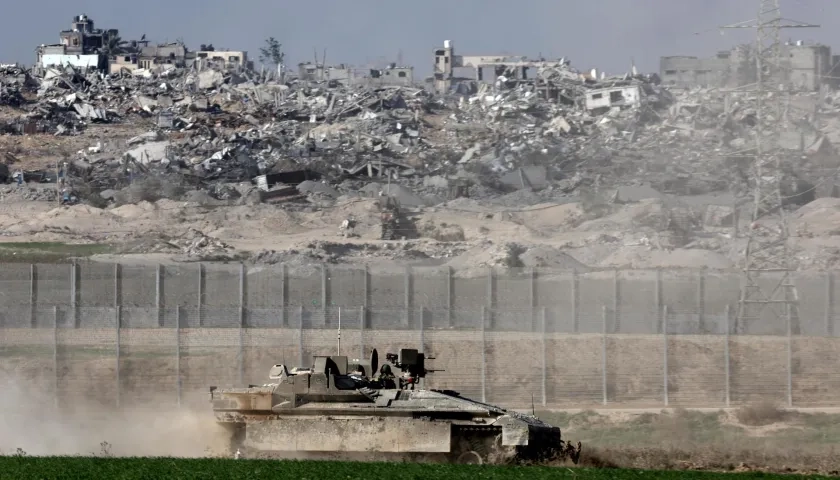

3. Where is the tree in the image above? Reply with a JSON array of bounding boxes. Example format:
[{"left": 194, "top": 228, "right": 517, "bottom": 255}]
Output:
[
  {"left": 103, "top": 35, "right": 128, "bottom": 55},
  {"left": 259, "top": 37, "right": 285, "bottom": 70}
]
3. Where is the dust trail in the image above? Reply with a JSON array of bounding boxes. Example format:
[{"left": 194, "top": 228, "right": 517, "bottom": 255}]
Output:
[{"left": 0, "top": 373, "right": 230, "bottom": 457}]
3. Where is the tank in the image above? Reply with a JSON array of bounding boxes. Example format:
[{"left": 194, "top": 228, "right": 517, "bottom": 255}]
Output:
[{"left": 209, "top": 348, "right": 581, "bottom": 465}]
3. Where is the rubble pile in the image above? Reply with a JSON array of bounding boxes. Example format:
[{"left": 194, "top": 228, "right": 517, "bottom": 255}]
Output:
[
  {"left": 3, "top": 56, "right": 840, "bottom": 271},
  {"left": 0, "top": 59, "right": 676, "bottom": 201}
]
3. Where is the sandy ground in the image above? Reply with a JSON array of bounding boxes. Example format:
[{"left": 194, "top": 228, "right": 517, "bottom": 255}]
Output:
[
  {"left": 2, "top": 189, "right": 840, "bottom": 271},
  {"left": 0, "top": 196, "right": 771, "bottom": 270}
]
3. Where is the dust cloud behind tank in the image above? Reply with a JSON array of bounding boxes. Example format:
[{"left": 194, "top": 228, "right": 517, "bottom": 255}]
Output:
[{"left": 209, "top": 347, "right": 580, "bottom": 465}]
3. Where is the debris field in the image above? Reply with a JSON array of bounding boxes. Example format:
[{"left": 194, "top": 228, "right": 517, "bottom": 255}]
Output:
[{"left": 1, "top": 57, "right": 840, "bottom": 271}]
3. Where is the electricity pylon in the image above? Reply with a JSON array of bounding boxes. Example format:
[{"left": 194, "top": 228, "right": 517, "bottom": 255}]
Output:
[{"left": 719, "top": 1, "right": 818, "bottom": 334}]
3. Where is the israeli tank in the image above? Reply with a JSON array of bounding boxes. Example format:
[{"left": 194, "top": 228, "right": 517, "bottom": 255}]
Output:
[{"left": 209, "top": 348, "right": 581, "bottom": 465}]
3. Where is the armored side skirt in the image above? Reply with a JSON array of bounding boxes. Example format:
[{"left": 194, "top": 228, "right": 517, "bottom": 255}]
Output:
[{"left": 238, "top": 416, "right": 453, "bottom": 453}]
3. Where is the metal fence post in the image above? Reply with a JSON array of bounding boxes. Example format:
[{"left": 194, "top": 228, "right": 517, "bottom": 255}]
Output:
[
  {"left": 724, "top": 304, "right": 731, "bottom": 407},
  {"left": 176, "top": 305, "right": 182, "bottom": 407},
  {"left": 156, "top": 264, "right": 162, "bottom": 327},
  {"left": 239, "top": 263, "right": 246, "bottom": 387},
  {"left": 697, "top": 271, "right": 706, "bottom": 332},
  {"left": 826, "top": 272, "right": 834, "bottom": 336},
  {"left": 197, "top": 263, "right": 203, "bottom": 327},
  {"left": 280, "top": 263, "right": 287, "bottom": 327},
  {"left": 115, "top": 305, "right": 121, "bottom": 408},
  {"left": 481, "top": 306, "right": 487, "bottom": 403},
  {"left": 787, "top": 303, "right": 793, "bottom": 408},
  {"left": 404, "top": 267, "right": 412, "bottom": 327},
  {"left": 70, "top": 263, "right": 77, "bottom": 328},
  {"left": 530, "top": 268, "right": 537, "bottom": 332},
  {"left": 359, "top": 306, "right": 365, "bottom": 362},
  {"left": 613, "top": 270, "right": 620, "bottom": 332},
  {"left": 321, "top": 264, "right": 328, "bottom": 326},
  {"left": 571, "top": 269, "right": 579, "bottom": 333},
  {"left": 486, "top": 268, "right": 494, "bottom": 330},
  {"left": 29, "top": 264, "right": 36, "bottom": 328},
  {"left": 602, "top": 305, "right": 608, "bottom": 406},
  {"left": 655, "top": 268, "right": 662, "bottom": 332},
  {"left": 53, "top": 305, "right": 59, "bottom": 410},
  {"left": 419, "top": 306, "right": 425, "bottom": 352},
  {"left": 298, "top": 305, "right": 304, "bottom": 367},
  {"left": 447, "top": 267, "right": 454, "bottom": 328},
  {"left": 663, "top": 304, "right": 669, "bottom": 407},
  {"left": 541, "top": 307, "right": 547, "bottom": 407}
]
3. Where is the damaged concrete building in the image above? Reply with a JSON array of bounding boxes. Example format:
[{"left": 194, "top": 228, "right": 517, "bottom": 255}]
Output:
[
  {"left": 195, "top": 49, "right": 252, "bottom": 70},
  {"left": 433, "top": 40, "right": 568, "bottom": 95},
  {"left": 36, "top": 15, "right": 251, "bottom": 76},
  {"left": 36, "top": 14, "right": 116, "bottom": 70},
  {"left": 661, "top": 41, "right": 840, "bottom": 91},
  {"left": 297, "top": 62, "right": 414, "bottom": 87},
  {"left": 433, "top": 39, "right": 660, "bottom": 113}
]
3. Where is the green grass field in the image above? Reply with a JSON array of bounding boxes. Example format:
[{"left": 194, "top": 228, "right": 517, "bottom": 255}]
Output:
[
  {"left": 0, "top": 457, "right": 833, "bottom": 480},
  {"left": 0, "top": 242, "right": 112, "bottom": 263}
]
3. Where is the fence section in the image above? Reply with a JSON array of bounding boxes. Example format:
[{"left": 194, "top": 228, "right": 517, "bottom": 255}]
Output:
[
  {"left": 3, "top": 304, "right": 840, "bottom": 409},
  {"left": 2, "top": 263, "right": 840, "bottom": 409},
  {"left": 2, "top": 263, "right": 839, "bottom": 336}
]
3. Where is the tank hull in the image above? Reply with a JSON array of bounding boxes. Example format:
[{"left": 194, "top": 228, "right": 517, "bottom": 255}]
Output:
[
  {"left": 215, "top": 408, "right": 566, "bottom": 464},
  {"left": 208, "top": 348, "right": 581, "bottom": 464}
]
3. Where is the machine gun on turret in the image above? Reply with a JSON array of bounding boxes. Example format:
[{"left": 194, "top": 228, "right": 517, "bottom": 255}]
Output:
[{"left": 384, "top": 348, "right": 443, "bottom": 390}]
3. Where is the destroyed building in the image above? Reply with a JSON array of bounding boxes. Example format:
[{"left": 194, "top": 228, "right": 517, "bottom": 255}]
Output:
[
  {"left": 661, "top": 41, "right": 840, "bottom": 91},
  {"left": 138, "top": 43, "right": 189, "bottom": 70},
  {"left": 432, "top": 40, "right": 570, "bottom": 94},
  {"left": 36, "top": 14, "right": 117, "bottom": 70},
  {"left": 195, "top": 49, "right": 252, "bottom": 70},
  {"left": 297, "top": 62, "right": 414, "bottom": 86}
]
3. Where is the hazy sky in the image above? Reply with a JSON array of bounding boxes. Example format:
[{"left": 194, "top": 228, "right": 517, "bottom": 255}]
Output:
[{"left": 3, "top": 0, "right": 839, "bottom": 77}]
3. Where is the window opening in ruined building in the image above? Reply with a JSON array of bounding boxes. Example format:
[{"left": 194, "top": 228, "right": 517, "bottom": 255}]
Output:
[
  {"left": 591, "top": 93, "right": 603, "bottom": 100},
  {"left": 665, "top": 70, "right": 677, "bottom": 75},
  {"left": 230, "top": 56, "right": 240, "bottom": 63},
  {"left": 398, "top": 71, "right": 406, "bottom": 78},
  {"left": 609, "top": 91, "right": 623, "bottom": 103}
]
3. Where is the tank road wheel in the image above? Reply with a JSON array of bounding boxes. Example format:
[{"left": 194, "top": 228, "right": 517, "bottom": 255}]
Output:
[{"left": 456, "top": 451, "right": 484, "bottom": 464}]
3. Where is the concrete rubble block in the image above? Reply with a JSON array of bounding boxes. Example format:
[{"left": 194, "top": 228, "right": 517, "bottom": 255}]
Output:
[
  {"left": 499, "top": 166, "right": 549, "bottom": 190},
  {"left": 73, "top": 103, "right": 108, "bottom": 121},
  {"left": 703, "top": 205, "right": 735, "bottom": 228},
  {"left": 198, "top": 70, "right": 224, "bottom": 90},
  {"left": 125, "top": 141, "right": 171, "bottom": 165}
]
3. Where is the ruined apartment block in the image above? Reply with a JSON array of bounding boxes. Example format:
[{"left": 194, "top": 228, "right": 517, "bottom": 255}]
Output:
[
  {"left": 195, "top": 50, "right": 253, "bottom": 70},
  {"left": 433, "top": 40, "right": 571, "bottom": 99},
  {"left": 433, "top": 40, "right": 643, "bottom": 111},
  {"left": 661, "top": 41, "right": 839, "bottom": 91},
  {"left": 297, "top": 62, "right": 414, "bottom": 87},
  {"left": 37, "top": 14, "right": 252, "bottom": 76},
  {"left": 37, "top": 14, "right": 115, "bottom": 70},
  {"left": 434, "top": 40, "right": 567, "bottom": 90}
]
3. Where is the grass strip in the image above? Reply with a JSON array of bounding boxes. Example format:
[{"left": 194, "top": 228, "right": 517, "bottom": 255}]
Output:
[
  {"left": 0, "top": 457, "right": 834, "bottom": 480},
  {"left": 0, "top": 242, "right": 112, "bottom": 262}
]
